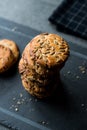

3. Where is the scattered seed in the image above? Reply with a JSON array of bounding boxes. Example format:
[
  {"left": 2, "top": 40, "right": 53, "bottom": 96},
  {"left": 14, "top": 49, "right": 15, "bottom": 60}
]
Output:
[
  {"left": 35, "top": 99, "right": 37, "bottom": 102},
  {"left": 76, "top": 75, "right": 80, "bottom": 79},
  {"left": 39, "top": 121, "right": 48, "bottom": 125},
  {"left": 12, "top": 104, "right": 15, "bottom": 107},
  {"left": 17, "top": 101, "right": 21, "bottom": 105},
  {"left": 82, "top": 70, "right": 86, "bottom": 74},
  {"left": 85, "top": 108, "right": 87, "bottom": 111},
  {"left": 67, "top": 71, "right": 71, "bottom": 74},
  {"left": 13, "top": 97, "right": 16, "bottom": 101},
  {"left": 42, "top": 121, "right": 46, "bottom": 125},
  {"left": 81, "top": 104, "right": 85, "bottom": 107},
  {"left": 29, "top": 98, "right": 32, "bottom": 102},
  {"left": 22, "top": 98, "right": 25, "bottom": 102},
  {"left": 29, "top": 108, "right": 35, "bottom": 112},
  {"left": 78, "top": 65, "right": 86, "bottom": 74},
  {"left": 12, "top": 27, "right": 17, "bottom": 31},
  {"left": 20, "top": 93, "right": 23, "bottom": 98},
  {"left": 15, "top": 108, "right": 19, "bottom": 112}
]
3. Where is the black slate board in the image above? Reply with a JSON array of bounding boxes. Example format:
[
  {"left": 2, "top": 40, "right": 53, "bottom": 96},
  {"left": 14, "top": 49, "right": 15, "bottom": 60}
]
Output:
[{"left": 0, "top": 18, "right": 87, "bottom": 130}]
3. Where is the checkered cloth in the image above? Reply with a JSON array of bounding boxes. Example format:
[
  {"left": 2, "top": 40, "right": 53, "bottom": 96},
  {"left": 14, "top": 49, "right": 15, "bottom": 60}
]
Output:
[{"left": 49, "top": 0, "right": 87, "bottom": 39}]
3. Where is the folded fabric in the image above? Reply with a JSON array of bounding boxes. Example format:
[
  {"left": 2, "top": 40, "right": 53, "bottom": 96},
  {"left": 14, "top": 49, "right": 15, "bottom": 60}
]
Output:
[{"left": 49, "top": 0, "right": 87, "bottom": 39}]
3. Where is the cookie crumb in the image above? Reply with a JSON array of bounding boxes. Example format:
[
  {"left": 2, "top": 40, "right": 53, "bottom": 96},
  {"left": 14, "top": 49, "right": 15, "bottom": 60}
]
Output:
[
  {"left": 35, "top": 99, "right": 38, "bottom": 102},
  {"left": 20, "top": 93, "right": 23, "bottom": 98},
  {"left": 12, "top": 27, "right": 17, "bottom": 31},
  {"left": 29, "top": 98, "right": 33, "bottom": 102},
  {"left": 39, "top": 121, "right": 48, "bottom": 125},
  {"left": 85, "top": 108, "right": 87, "bottom": 111},
  {"left": 81, "top": 104, "right": 85, "bottom": 107},
  {"left": 67, "top": 71, "right": 71, "bottom": 74},
  {"left": 76, "top": 75, "right": 80, "bottom": 79},
  {"left": 13, "top": 97, "right": 16, "bottom": 101},
  {"left": 17, "top": 100, "right": 21, "bottom": 105},
  {"left": 79, "top": 65, "right": 86, "bottom": 74}
]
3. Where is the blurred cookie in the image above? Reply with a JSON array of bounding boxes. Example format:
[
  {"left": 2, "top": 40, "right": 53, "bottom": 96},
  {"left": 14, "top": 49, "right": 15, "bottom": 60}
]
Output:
[
  {"left": 0, "top": 45, "right": 14, "bottom": 73},
  {"left": 0, "top": 39, "right": 19, "bottom": 73},
  {"left": 0, "top": 39, "right": 19, "bottom": 62},
  {"left": 22, "top": 33, "right": 69, "bottom": 74}
]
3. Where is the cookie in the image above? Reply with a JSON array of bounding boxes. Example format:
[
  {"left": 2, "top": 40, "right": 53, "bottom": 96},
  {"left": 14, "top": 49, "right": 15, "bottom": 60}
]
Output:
[
  {"left": 22, "top": 33, "right": 69, "bottom": 74},
  {"left": 28, "top": 33, "right": 69, "bottom": 68},
  {"left": 19, "top": 58, "right": 59, "bottom": 85},
  {"left": 22, "top": 44, "right": 60, "bottom": 76},
  {"left": 22, "top": 77, "right": 59, "bottom": 98},
  {"left": 0, "top": 39, "right": 19, "bottom": 73},
  {"left": 0, "top": 45, "right": 14, "bottom": 73},
  {"left": 0, "top": 39, "right": 19, "bottom": 62}
]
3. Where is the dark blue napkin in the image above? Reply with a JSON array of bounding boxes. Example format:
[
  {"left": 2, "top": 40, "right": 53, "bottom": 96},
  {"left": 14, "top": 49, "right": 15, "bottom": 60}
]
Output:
[{"left": 49, "top": 0, "right": 87, "bottom": 39}]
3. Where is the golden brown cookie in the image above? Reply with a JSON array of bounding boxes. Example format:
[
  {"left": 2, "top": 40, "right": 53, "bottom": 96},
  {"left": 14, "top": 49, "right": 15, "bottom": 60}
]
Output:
[
  {"left": 22, "top": 77, "right": 59, "bottom": 98},
  {"left": 0, "top": 39, "right": 19, "bottom": 73},
  {"left": 19, "top": 58, "right": 59, "bottom": 85},
  {"left": 0, "top": 39, "right": 19, "bottom": 62},
  {"left": 22, "top": 33, "right": 69, "bottom": 74},
  {"left": 0, "top": 45, "right": 14, "bottom": 73},
  {"left": 28, "top": 33, "right": 69, "bottom": 68},
  {"left": 22, "top": 44, "right": 61, "bottom": 76}
]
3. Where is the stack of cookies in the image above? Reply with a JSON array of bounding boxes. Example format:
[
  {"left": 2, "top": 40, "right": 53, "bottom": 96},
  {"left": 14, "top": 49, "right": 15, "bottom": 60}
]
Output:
[{"left": 19, "top": 33, "right": 69, "bottom": 98}]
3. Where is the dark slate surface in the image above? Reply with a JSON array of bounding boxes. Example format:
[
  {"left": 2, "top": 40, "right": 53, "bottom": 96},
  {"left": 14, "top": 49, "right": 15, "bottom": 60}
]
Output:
[{"left": 0, "top": 18, "right": 87, "bottom": 130}]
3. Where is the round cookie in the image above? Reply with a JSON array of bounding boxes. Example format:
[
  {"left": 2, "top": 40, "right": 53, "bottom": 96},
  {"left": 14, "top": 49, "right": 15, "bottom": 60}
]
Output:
[
  {"left": 0, "top": 39, "right": 19, "bottom": 73},
  {"left": 0, "top": 39, "right": 19, "bottom": 62},
  {"left": 28, "top": 33, "right": 69, "bottom": 68},
  {"left": 0, "top": 45, "right": 14, "bottom": 73},
  {"left": 22, "top": 77, "right": 59, "bottom": 98},
  {"left": 19, "top": 58, "right": 58, "bottom": 85},
  {"left": 22, "top": 33, "right": 69, "bottom": 74},
  {"left": 22, "top": 43, "right": 61, "bottom": 75}
]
